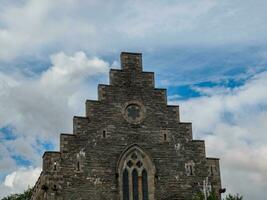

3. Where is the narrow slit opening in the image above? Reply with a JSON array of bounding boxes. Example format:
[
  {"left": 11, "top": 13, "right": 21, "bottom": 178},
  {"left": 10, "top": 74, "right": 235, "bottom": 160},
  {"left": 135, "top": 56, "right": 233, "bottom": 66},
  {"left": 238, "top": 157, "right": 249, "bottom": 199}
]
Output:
[
  {"left": 77, "top": 161, "right": 80, "bottom": 171},
  {"left": 103, "top": 130, "right": 106, "bottom": 138}
]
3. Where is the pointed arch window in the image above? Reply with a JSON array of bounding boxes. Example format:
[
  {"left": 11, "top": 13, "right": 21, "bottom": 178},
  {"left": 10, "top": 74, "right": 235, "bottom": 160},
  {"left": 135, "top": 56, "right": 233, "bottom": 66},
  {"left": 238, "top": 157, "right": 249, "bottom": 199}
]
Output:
[
  {"left": 118, "top": 145, "right": 156, "bottom": 200},
  {"left": 123, "top": 169, "right": 129, "bottom": 200}
]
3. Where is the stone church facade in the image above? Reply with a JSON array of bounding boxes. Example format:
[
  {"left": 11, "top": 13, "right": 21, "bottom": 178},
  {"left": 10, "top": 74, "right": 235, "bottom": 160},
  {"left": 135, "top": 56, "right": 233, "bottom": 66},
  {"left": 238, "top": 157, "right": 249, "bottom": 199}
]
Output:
[{"left": 32, "top": 52, "right": 221, "bottom": 200}]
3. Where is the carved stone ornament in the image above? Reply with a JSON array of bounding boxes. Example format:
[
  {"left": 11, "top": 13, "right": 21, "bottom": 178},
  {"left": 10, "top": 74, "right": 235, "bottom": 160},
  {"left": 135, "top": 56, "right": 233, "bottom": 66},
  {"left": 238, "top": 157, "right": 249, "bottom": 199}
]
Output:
[{"left": 122, "top": 101, "right": 146, "bottom": 124}]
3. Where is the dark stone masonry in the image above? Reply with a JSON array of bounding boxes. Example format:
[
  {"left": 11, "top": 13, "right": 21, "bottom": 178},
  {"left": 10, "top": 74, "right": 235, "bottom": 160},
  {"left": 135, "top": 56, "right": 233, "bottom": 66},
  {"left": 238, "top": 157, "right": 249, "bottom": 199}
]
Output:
[{"left": 32, "top": 52, "right": 221, "bottom": 200}]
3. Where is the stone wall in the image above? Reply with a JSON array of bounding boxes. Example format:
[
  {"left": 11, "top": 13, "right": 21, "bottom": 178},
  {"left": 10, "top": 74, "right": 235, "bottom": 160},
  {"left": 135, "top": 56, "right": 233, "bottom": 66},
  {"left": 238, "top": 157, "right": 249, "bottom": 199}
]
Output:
[{"left": 31, "top": 52, "right": 222, "bottom": 200}]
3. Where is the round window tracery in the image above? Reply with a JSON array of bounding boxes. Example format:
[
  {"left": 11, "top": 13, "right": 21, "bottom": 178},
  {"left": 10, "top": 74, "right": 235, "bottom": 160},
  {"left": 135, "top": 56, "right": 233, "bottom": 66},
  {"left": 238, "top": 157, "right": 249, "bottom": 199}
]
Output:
[
  {"left": 122, "top": 101, "right": 146, "bottom": 124},
  {"left": 125, "top": 153, "right": 143, "bottom": 169}
]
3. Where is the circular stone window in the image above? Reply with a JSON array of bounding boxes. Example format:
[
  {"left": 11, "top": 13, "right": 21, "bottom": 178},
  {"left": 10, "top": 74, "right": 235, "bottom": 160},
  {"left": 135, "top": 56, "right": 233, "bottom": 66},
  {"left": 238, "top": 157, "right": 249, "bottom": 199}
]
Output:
[{"left": 122, "top": 101, "right": 146, "bottom": 124}]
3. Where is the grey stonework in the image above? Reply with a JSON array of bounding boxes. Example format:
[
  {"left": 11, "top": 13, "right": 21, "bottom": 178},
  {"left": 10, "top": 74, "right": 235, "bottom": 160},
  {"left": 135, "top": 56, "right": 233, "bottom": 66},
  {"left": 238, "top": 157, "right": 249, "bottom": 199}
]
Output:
[{"left": 32, "top": 52, "right": 221, "bottom": 200}]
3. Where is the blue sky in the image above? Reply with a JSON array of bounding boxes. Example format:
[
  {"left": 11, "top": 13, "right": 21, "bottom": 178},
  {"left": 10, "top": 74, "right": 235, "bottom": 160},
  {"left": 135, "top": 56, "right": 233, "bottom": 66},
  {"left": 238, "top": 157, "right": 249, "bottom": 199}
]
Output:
[{"left": 0, "top": 0, "right": 267, "bottom": 199}]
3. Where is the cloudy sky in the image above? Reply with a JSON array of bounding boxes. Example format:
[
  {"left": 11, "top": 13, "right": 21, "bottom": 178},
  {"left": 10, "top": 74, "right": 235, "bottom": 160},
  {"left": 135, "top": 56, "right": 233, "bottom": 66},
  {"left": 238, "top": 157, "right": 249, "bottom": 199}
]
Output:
[{"left": 0, "top": 0, "right": 267, "bottom": 199}]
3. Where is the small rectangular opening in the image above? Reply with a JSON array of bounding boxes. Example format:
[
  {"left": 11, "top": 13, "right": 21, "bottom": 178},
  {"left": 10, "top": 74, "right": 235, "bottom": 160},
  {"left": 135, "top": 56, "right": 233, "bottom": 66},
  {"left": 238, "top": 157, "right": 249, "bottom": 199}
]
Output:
[
  {"left": 77, "top": 161, "right": 80, "bottom": 171},
  {"left": 102, "top": 130, "right": 106, "bottom": 138},
  {"left": 164, "top": 133, "right": 167, "bottom": 141},
  {"left": 53, "top": 162, "right": 57, "bottom": 171},
  {"left": 189, "top": 165, "right": 193, "bottom": 175}
]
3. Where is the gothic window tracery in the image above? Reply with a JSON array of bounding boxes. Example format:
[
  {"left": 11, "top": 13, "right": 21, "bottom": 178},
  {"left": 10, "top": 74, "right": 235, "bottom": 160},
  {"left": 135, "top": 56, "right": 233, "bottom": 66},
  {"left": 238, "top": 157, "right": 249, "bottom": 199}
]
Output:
[
  {"left": 118, "top": 145, "right": 155, "bottom": 200},
  {"left": 122, "top": 101, "right": 146, "bottom": 124}
]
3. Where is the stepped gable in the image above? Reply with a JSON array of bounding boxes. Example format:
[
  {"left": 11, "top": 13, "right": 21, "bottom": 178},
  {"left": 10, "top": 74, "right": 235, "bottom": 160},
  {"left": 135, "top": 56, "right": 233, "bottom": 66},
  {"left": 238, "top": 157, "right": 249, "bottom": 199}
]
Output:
[{"left": 31, "top": 52, "right": 222, "bottom": 200}]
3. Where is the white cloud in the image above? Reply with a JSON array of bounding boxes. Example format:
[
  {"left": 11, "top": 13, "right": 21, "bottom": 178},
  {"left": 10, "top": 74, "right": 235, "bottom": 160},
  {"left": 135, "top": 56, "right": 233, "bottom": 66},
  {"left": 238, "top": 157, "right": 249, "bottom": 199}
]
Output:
[
  {"left": 0, "top": 0, "right": 267, "bottom": 198},
  {"left": 1, "top": 0, "right": 267, "bottom": 61},
  {"left": 0, "top": 167, "right": 41, "bottom": 198},
  {"left": 173, "top": 71, "right": 267, "bottom": 199},
  {"left": 4, "top": 167, "right": 41, "bottom": 188},
  {"left": 0, "top": 142, "right": 16, "bottom": 172},
  {"left": 41, "top": 51, "right": 108, "bottom": 88},
  {"left": 0, "top": 51, "right": 108, "bottom": 138},
  {"left": 0, "top": 51, "right": 109, "bottom": 189}
]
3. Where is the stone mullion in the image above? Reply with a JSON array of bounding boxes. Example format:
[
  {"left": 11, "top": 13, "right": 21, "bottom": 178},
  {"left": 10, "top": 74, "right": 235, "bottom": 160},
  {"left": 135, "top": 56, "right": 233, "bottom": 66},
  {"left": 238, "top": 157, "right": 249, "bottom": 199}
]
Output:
[
  {"left": 138, "top": 175, "right": 143, "bottom": 200},
  {"left": 129, "top": 168, "right": 133, "bottom": 200}
]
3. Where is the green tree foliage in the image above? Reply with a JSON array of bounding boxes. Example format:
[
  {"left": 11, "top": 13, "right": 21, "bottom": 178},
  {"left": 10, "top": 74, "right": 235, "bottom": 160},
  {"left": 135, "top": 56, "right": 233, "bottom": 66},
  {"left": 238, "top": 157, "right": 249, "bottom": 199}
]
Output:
[
  {"left": 192, "top": 192, "right": 205, "bottom": 200},
  {"left": 192, "top": 191, "right": 217, "bottom": 200},
  {"left": 207, "top": 192, "right": 218, "bottom": 200},
  {"left": 1, "top": 188, "right": 32, "bottom": 200}
]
